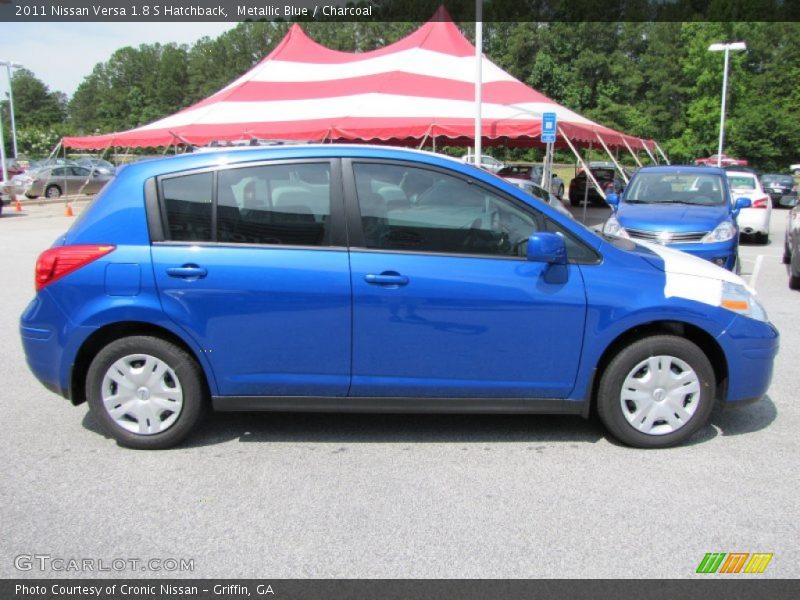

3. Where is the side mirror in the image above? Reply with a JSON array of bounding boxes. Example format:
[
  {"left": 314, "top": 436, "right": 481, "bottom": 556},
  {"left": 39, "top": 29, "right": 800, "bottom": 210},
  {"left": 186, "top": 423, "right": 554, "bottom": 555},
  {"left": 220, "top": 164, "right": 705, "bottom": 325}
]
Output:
[
  {"left": 527, "top": 232, "right": 567, "bottom": 265},
  {"left": 605, "top": 192, "right": 620, "bottom": 211},
  {"left": 732, "top": 197, "right": 751, "bottom": 217}
]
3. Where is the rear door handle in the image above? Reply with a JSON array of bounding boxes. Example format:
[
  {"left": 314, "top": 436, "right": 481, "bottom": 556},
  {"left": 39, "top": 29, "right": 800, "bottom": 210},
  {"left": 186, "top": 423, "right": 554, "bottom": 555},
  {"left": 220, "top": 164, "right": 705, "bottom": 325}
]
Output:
[
  {"left": 167, "top": 265, "right": 208, "bottom": 280},
  {"left": 365, "top": 272, "right": 409, "bottom": 287}
]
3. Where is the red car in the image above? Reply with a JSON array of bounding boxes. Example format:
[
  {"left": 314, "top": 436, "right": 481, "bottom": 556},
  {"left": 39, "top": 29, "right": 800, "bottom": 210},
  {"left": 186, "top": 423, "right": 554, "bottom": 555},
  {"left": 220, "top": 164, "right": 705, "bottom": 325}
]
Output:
[{"left": 694, "top": 154, "right": 748, "bottom": 167}]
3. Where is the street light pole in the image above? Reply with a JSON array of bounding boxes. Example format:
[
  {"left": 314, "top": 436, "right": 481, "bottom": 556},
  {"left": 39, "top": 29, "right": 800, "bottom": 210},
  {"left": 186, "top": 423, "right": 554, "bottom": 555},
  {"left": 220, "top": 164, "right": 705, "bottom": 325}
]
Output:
[
  {"left": 0, "top": 60, "right": 23, "bottom": 158},
  {"left": 708, "top": 42, "right": 746, "bottom": 167}
]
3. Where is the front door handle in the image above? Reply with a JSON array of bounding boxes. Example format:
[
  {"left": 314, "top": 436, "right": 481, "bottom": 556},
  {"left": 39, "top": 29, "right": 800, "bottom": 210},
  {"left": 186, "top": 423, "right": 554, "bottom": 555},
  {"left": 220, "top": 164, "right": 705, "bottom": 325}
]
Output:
[
  {"left": 364, "top": 272, "right": 409, "bottom": 287},
  {"left": 167, "top": 265, "right": 208, "bottom": 280}
]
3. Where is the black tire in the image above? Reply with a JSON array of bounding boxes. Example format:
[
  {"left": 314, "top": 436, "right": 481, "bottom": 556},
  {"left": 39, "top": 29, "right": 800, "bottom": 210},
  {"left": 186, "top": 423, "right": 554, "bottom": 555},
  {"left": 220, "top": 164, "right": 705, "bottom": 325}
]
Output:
[
  {"left": 86, "top": 336, "right": 207, "bottom": 449},
  {"left": 790, "top": 271, "right": 800, "bottom": 290},
  {"left": 557, "top": 184, "right": 565, "bottom": 199},
  {"left": 783, "top": 244, "right": 791, "bottom": 264},
  {"left": 597, "top": 335, "right": 715, "bottom": 448},
  {"left": 758, "top": 232, "right": 769, "bottom": 245},
  {"left": 45, "top": 184, "right": 62, "bottom": 199},
  {"left": 569, "top": 195, "right": 580, "bottom": 207},
  {"left": 25, "top": 193, "right": 38, "bottom": 199}
]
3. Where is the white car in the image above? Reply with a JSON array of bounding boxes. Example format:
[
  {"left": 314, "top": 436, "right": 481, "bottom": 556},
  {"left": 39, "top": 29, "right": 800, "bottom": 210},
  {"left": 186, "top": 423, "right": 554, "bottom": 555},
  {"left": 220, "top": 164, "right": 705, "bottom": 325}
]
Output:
[
  {"left": 726, "top": 170, "right": 772, "bottom": 244},
  {"left": 790, "top": 163, "right": 800, "bottom": 175},
  {"left": 461, "top": 154, "right": 505, "bottom": 173}
]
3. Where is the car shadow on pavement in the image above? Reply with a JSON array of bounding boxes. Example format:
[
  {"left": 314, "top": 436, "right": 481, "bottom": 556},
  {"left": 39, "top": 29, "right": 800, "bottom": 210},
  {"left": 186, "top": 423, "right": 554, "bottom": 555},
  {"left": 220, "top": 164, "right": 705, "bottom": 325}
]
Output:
[
  {"left": 80, "top": 396, "right": 774, "bottom": 449},
  {"left": 0, "top": 212, "right": 28, "bottom": 219},
  {"left": 710, "top": 394, "right": 777, "bottom": 437},
  {"left": 82, "top": 410, "right": 606, "bottom": 447}
]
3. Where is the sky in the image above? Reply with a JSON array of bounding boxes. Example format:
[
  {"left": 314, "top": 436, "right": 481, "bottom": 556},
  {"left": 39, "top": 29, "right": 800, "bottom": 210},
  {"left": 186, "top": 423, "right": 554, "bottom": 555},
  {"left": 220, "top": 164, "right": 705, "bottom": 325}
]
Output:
[{"left": 0, "top": 22, "right": 238, "bottom": 99}]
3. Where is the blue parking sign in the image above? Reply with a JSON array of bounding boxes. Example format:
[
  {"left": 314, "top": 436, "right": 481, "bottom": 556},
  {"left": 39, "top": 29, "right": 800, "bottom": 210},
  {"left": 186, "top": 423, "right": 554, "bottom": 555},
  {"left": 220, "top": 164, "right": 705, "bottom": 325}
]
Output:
[{"left": 541, "top": 112, "right": 557, "bottom": 142}]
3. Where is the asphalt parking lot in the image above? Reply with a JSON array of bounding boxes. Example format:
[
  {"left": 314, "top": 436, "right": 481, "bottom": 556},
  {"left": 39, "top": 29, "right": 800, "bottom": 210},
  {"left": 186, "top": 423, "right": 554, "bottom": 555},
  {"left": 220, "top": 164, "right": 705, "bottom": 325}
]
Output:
[{"left": 1, "top": 200, "right": 797, "bottom": 579}]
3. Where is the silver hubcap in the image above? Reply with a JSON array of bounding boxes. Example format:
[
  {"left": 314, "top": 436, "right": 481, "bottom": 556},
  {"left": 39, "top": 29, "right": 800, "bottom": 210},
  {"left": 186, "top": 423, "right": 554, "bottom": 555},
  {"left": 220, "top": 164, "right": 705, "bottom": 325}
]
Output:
[
  {"left": 101, "top": 354, "right": 183, "bottom": 435},
  {"left": 620, "top": 355, "right": 701, "bottom": 436}
]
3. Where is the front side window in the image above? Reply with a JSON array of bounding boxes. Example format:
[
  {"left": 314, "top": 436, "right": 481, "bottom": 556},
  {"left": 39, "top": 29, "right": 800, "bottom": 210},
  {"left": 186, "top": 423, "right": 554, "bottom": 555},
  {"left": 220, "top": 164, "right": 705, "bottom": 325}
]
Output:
[{"left": 353, "top": 163, "right": 540, "bottom": 257}]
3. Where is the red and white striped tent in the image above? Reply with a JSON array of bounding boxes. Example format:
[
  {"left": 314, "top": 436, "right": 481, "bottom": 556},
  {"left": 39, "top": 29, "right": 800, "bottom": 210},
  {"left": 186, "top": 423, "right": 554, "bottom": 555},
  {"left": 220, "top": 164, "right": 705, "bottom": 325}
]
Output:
[{"left": 63, "top": 9, "right": 656, "bottom": 153}]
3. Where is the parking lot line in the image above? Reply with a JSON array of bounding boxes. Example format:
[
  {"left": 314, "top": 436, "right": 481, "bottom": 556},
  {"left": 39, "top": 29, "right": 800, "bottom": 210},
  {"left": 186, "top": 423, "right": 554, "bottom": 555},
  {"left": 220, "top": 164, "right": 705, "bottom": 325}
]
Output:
[{"left": 749, "top": 254, "right": 764, "bottom": 288}]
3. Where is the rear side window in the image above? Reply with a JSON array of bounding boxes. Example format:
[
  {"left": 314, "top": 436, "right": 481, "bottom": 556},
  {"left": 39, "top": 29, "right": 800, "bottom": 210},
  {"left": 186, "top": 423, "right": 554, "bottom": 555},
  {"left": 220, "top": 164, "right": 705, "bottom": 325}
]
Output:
[
  {"left": 160, "top": 163, "right": 332, "bottom": 246},
  {"left": 217, "top": 163, "right": 331, "bottom": 246},
  {"left": 162, "top": 172, "right": 213, "bottom": 242}
]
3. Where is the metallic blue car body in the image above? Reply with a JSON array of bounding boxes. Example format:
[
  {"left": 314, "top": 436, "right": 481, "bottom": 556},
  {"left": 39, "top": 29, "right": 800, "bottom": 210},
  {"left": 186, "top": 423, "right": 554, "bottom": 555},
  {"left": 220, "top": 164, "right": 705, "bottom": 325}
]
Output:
[
  {"left": 19, "top": 146, "right": 778, "bottom": 444},
  {"left": 613, "top": 166, "right": 740, "bottom": 270}
]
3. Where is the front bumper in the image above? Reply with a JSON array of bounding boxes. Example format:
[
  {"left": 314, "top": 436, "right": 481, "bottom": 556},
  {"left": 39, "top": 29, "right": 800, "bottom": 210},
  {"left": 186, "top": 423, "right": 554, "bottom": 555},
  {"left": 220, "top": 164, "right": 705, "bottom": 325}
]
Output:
[
  {"left": 718, "top": 315, "right": 779, "bottom": 405},
  {"left": 665, "top": 239, "right": 738, "bottom": 271}
]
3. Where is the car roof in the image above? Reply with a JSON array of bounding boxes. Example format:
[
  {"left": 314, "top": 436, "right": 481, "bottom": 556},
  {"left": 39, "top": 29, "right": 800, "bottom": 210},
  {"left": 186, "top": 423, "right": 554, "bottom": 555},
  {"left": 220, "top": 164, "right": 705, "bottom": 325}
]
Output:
[
  {"left": 107, "top": 144, "right": 478, "bottom": 182},
  {"left": 635, "top": 165, "right": 726, "bottom": 176},
  {"left": 725, "top": 170, "right": 757, "bottom": 178}
]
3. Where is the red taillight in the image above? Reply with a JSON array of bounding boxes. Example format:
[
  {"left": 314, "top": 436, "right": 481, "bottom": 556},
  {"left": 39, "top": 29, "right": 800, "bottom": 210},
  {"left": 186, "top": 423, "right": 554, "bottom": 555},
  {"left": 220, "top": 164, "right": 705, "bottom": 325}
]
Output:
[
  {"left": 35, "top": 245, "right": 115, "bottom": 291},
  {"left": 752, "top": 196, "right": 769, "bottom": 209}
]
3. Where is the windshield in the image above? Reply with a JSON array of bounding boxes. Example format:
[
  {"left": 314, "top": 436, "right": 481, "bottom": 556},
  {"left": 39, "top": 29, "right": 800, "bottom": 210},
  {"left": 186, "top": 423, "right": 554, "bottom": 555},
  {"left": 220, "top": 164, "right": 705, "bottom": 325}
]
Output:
[{"left": 625, "top": 172, "right": 725, "bottom": 205}]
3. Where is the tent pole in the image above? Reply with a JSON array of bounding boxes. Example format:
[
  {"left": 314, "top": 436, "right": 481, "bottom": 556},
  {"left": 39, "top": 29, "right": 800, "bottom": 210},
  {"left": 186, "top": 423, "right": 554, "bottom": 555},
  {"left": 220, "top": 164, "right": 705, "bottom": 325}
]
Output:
[
  {"left": 48, "top": 140, "right": 62, "bottom": 161},
  {"left": 622, "top": 138, "right": 643, "bottom": 168},
  {"left": 640, "top": 139, "right": 657, "bottom": 164},
  {"left": 474, "top": 2, "right": 483, "bottom": 167},
  {"left": 654, "top": 142, "right": 671, "bottom": 165},
  {"left": 559, "top": 126, "right": 606, "bottom": 218},
  {"left": 581, "top": 141, "right": 592, "bottom": 223},
  {"left": 595, "top": 133, "right": 628, "bottom": 184}
]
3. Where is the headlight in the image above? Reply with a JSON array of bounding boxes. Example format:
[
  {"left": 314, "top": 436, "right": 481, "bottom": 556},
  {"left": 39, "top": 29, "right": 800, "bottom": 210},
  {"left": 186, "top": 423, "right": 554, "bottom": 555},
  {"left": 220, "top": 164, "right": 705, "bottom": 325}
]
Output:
[
  {"left": 602, "top": 215, "right": 630, "bottom": 238},
  {"left": 702, "top": 220, "right": 735, "bottom": 243},
  {"left": 720, "top": 282, "right": 768, "bottom": 322}
]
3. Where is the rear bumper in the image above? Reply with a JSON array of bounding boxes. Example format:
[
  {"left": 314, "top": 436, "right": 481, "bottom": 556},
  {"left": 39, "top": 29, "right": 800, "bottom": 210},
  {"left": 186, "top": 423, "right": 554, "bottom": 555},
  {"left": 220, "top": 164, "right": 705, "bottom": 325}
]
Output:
[
  {"left": 737, "top": 209, "right": 771, "bottom": 235},
  {"left": 20, "top": 291, "right": 95, "bottom": 402}
]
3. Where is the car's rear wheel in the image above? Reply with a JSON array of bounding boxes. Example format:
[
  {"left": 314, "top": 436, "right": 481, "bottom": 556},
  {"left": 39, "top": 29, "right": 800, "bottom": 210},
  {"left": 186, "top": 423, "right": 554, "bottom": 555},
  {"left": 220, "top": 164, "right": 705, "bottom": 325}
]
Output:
[
  {"left": 557, "top": 184, "right": 564, "bottom": 199},
  {"left": 597, "top": 335, "right": 715, "bottom": 448},
  {"left": 783, "top": 243, "right": 792, "bottom": 264},
  {"left": 45, "top": 184, "right": 62, "bottom": 199},
  {"left": 86, "top": 336, "right": 207, "bottom": 449}
]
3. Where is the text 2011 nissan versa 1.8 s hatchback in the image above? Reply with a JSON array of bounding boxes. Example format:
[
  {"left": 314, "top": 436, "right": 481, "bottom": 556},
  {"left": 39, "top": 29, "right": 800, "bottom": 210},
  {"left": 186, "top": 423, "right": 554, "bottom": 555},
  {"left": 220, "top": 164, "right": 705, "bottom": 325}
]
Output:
[{"left": 20, "top": 146, "right": 779, "bottom": 449}]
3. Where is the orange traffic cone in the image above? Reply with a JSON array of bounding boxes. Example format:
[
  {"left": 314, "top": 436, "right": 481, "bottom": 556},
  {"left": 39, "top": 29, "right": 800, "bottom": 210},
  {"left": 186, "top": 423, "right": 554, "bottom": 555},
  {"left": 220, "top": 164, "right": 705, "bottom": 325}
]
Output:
[
  {"left": 64, "top": 202, "right": 74, "bottom": 217},
  {"left": 14, "top": 199, "right": 22, "bottom": 212}
]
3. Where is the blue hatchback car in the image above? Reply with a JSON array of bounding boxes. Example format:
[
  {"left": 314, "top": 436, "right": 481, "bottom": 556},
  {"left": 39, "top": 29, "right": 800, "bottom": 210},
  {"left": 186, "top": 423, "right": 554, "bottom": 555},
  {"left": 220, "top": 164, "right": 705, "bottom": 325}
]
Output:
[
  {"left": 603, "top": 166, "right": 751, "bottom": 271},
  {"left": 20, "top": 146, "right": 778, "bottom": 449}
]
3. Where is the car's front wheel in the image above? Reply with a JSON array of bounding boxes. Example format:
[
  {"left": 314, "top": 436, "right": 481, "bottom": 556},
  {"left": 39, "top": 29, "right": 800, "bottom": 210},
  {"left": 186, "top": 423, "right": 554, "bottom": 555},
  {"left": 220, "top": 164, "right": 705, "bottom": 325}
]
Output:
[
  {"left": 45, "top": 184, "right": 62, "bottom": 199},
  {"left": 597, "top": 335, "right": 715, "bottom": 448},
  {"left": 86, "top": 336, "right": 207, "bottom": 449}
]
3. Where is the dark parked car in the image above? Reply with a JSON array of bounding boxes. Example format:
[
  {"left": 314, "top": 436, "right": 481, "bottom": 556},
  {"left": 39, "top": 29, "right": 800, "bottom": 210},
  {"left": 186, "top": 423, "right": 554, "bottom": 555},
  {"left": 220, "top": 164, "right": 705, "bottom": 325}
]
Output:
[
  {"left": 761, "top": 174, "right": 797, "bottom": 208},
  {"left": 783, "top": 195, "right": 800, "bottom": 289},
  {"left": 568, "top": 165, "right": 626, "bottom": 206},
  {"left": 20, "top": 145, "right": 778, "bottom": 450},
  {"left": 496, "top": 163, "right": 565, "bottom": 198}
]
